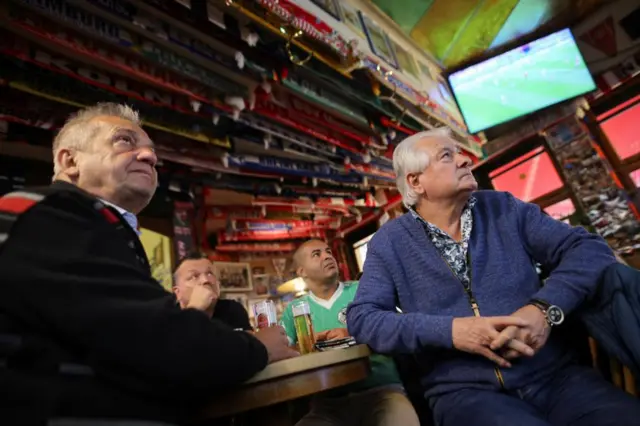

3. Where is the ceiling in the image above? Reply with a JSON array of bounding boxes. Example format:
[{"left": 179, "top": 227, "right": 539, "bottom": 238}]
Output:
[{"left": 371, "top": 0, "right": 610, "bottom": 68}]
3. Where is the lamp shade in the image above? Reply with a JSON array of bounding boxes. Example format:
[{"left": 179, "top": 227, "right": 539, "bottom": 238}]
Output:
[{"left": 277, "top": 277, "right": 306, "bottom": 294}]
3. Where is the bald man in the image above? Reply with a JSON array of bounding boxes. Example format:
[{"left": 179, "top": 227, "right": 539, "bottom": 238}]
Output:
[{"left": 281, "top": 240, "right": 419, "bottom": 426}]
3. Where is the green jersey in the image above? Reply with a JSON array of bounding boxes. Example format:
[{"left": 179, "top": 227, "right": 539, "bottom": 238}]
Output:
[{"left": 280, "top": 281, "right": 402, "bottom": 395}]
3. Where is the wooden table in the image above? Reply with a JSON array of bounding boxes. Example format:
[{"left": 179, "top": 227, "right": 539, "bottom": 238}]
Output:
[{"left": 201, "top": 345, "right": 371, "bottom": 422}]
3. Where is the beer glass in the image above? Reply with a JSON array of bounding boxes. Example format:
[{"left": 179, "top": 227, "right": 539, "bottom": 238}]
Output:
[{"left": 292, "top": 299, "right": 315, "bottom": 354}]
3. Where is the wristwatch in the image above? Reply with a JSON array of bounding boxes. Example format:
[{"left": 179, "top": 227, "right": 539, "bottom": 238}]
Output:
[{"left": 529, "top": 299, "right": 565, "bottom": 326}]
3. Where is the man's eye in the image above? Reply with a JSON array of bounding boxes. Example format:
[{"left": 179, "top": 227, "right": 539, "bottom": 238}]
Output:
[{"left": 117, "top": 136, "right": 134, "bottom": 145}]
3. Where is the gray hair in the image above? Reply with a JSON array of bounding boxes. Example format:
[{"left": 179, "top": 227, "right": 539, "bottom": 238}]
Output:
[
  {"left": 393, "top": 128, "right": 452, "bottom": 208},
  {"left": 52, "top": 103, "right": 141, "bottom": 178}
]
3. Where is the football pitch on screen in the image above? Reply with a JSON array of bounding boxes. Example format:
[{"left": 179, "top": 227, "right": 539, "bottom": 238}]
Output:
[{"left": 455, "top": 40, "right": 595, "bottom": 134}]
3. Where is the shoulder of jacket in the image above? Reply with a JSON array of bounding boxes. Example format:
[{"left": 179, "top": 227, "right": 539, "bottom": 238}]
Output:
[{"left": 472, "top": 190, "right": 513, "bottom": 205}]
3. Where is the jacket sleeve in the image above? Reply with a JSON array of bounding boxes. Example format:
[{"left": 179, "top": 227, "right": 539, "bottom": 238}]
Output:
[
  {"left": 346, "top": 234, "right": 454, "bottom": 354},
  {"left": 511, "top": 194, "right": 617, "bottom": 314},
  {"left": 0, "top": 194, "right": 268, "bottom": 392}
]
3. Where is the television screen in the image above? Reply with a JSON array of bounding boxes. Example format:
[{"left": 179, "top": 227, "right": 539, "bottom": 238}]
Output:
[{"left": 447, "top": 28, "right": 596, "bottom": 134}]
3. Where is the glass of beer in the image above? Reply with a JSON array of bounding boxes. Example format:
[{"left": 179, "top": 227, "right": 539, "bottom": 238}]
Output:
[{"left": 292, "top": 299, "right": 315, "bottom": 354}]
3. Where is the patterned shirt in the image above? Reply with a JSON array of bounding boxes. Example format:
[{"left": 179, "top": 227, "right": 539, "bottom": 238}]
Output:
[{"left": 410, "top": 196, "right": 477, "bottom": 289}]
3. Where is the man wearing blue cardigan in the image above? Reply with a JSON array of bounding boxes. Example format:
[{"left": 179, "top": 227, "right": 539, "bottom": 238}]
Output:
[{"left": 346, "top": 129, "right": 640, "bottom": 426}]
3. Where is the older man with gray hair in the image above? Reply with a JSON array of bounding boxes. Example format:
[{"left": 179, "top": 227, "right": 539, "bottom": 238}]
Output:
[
  {"left": 347, "top": 129, "right": 640, "bottom": 426},
  {"left": 0, "top": 103, "right": 295, "bottom": 425}
]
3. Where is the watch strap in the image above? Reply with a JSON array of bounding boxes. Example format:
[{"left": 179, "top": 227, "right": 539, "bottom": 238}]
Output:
[{"left": 529, "top": 299, "right": 551, "bottom": 312}]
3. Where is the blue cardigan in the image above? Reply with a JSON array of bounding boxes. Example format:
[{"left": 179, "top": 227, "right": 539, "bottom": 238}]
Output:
[{"left": 347, "top": 190, "right": 617, "bottom": 399}]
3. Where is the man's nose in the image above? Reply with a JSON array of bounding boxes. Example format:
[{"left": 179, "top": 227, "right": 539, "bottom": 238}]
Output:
[
  {"left": 322, "top": 253, "right": 335, "bottom": 262},
  {"left": 136, "top": 146, "right": 158, "bottom": 167},
  {"left": 456, "top": 152, "right": 472, "bottom": 168},
  {"left": 198, "top": 274, "right": 212, "bottom": 285}
]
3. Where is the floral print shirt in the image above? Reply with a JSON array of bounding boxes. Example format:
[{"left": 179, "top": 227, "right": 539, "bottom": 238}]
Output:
[{"left": 410, "top": 196, "right": 477, "bottom": 289}]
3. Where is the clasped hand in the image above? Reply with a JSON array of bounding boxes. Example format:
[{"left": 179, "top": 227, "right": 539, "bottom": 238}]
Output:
[{"left": 452, "top": 305, "right": 550, "bottom": 368}]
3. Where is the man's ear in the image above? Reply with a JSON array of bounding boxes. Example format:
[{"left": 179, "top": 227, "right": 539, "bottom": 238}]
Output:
[
  {"left": 297, "top": 265, "right": 306, "bottom": 279},
  {"left": 406, "top": 173, "right": 421, "bottom": 193},
  {"left": 55, "top": 148, "right": 80, "bottom": 179}
]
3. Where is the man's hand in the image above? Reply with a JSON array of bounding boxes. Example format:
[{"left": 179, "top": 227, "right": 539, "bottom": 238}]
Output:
[
  {"left": 186, "top": 282, "right": 218, "bottom": 313},
  {"left": 253, "top": 325, "right": 299, "bottom": 363},
  {"left": 315, "top": 328, "right": 349, "bottom": 342},
  {"left": 452, "top": 316, "right": 533, "bottom": 368},
  {"left": 490, "top": 305, "right": 550, "bottom": 359}
]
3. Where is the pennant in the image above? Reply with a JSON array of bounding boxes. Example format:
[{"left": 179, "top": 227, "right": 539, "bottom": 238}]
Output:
[{"left": 579, "top": 16, "right": 618, "bottom": 58}]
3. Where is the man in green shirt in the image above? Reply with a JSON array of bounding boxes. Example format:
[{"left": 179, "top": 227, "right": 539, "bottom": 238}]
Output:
[{"left": 281, "top": 239, "right": 419, "bottom": 426}]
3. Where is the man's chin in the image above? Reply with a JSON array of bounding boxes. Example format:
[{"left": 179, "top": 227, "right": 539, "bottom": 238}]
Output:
[{"left": 324, "top": 268, "right": 340, "bottom": 280}]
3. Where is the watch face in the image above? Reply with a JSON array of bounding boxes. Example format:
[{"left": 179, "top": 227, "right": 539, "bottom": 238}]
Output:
[{"left": 547, "top": 305, "right": 564, "bottom": 325}]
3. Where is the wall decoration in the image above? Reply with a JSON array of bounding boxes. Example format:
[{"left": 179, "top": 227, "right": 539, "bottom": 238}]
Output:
[
  {"left": 139, "top": 228, "right": 173, "bottom": 292},
  {"left": 392, "top": 41, "right": 420, "bottom": 80},
  {"left": 215, "top": 262, "right": 253, "bottom": 292},
  {"left": 338, "top": 2, "right": 365, "bottom": 39},
  {"left": 223, "top": 293, "right": 249, "bottom": 313},
  {"left": 310, "top": 0, "right": 341, "bottom": 20},
  {"left": 358, "top": 12, "right": 397, "bottom": 68},
  {"left": 437, "top": 79, "right": 454, "bottom": 104},
  {"left": 173, "top": 201, "right": 195, "bottom": 263},
  {"left": 272, "top": 258, "right": 288, "bottom": 278},
  {"left": 417, "top": 61, "right": 433, "bottom": 82},
  {"left": 253, "top": 275, "right": 270, "bottom": 296}
]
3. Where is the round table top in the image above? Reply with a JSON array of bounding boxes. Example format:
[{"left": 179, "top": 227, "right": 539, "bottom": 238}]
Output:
[
  {"left": 246, "top": 344, "right": 371, "bottom": 383},
  {"left": 202, "top": 344, "right": 372, "bottom": 419}
]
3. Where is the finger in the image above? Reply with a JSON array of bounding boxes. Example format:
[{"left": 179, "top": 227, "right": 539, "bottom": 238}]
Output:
[
  {"left": 488, "top": 316, "right": 530, "bottom": 329},
  {"left": 285, "top": 348, "right": 300, "bottom": 359},
  {"left": 477, "top": 347, "right": 511, "bottom": 368},
  {"left": 503, "top": 349, "right": 522, "bottom": 360},
  {"left": 506, "top": 338, "right": 535, "bottom": 357},
  {"left": 490, "top": 326, "right": 517, "bottom": 350},
  {"left": 315, "top": 331, "right": 329, "bottom": 341}
]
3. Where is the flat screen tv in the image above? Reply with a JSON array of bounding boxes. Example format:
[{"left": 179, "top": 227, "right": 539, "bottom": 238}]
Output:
[{"left": 447, "top": 28, "right": 596, "bottom": 134}]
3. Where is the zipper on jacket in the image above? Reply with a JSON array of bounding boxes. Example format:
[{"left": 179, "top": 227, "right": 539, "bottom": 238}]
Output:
[{"left": 443, "top": 251, "right": 506, "bottom": 389}]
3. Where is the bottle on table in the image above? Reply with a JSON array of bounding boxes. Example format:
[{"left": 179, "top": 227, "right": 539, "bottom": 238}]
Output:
[{"left": 253, "top": 300, "right": 278, "bottom": 329}]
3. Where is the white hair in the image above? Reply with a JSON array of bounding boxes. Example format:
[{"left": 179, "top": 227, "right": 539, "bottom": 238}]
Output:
[
  {"left": 393, "top": 128, "right": 452, "bottom": 208},
  {"left": 52, "top": 103, "right": 140, "bottom": 179}
]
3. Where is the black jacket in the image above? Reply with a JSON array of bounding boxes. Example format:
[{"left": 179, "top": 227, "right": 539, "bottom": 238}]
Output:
[
  {"left": 213, "top": 300, "right": 253, "bottom": 331},
  {"left": 0, "top": 181, "right": 268, "bottom": 424},
  {"left": 581, "top": 262, "right": 640, "bottom": 377}
]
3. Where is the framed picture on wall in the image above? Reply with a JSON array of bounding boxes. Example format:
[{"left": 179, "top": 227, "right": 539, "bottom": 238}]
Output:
[
  {"left": 358, "top": 12, "right": 397, "bottom": 68},
  {"left": 215, "top": 262, "right": 253, "bottom": 292},
  {"left": 391, "top": 41, "right": 419, "bottom": 80},
  {"left": 310, "top": 0, "right": 340, "bottom": 20},
  {"left": 338, "top": 2, "right": 365, "bottom": 39},
  {"left": 417, "top": 61, "right": 433, "bottom": 82}
]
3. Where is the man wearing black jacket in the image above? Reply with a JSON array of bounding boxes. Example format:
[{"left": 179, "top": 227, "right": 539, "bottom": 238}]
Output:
[
  {"left": 173, "top": 253, "right": 253, "bottom": 331},
  {"left": 0, "top": 103, "right": 296, "bottom": 425}
]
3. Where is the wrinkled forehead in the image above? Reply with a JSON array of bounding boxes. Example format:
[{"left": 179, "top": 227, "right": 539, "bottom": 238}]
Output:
[
  {"left": 415, "top": 135, "right": 458, "bottom": 154},
  {"left": 300, "top": 240, "right": 330, "bottom": 260},
  {"left": 176, "top": 258, "right": 213, "bottom": 276},
  {"left": 89, "top": 115, "right": 149, "bottom": 139}
]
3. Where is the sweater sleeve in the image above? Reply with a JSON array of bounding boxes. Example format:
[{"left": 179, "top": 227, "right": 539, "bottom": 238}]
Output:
[
  {"left": 511, "top": 194, "right": 617, "bottom": 314},
  {"left": 346, "top": 234, "right": 454, "bottom": 354},
  {"left": 0, "top": 196, "right": 268, "bottom": 395}
]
